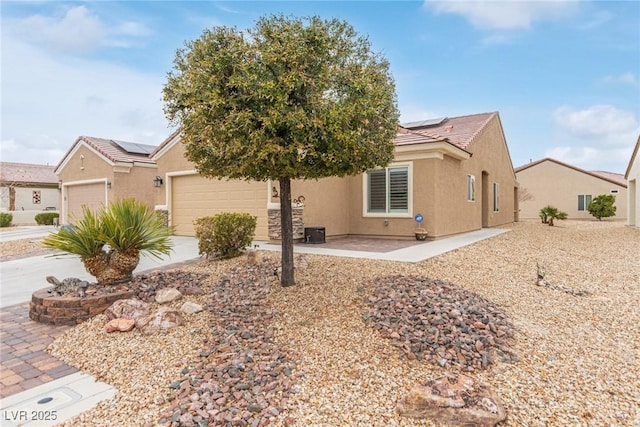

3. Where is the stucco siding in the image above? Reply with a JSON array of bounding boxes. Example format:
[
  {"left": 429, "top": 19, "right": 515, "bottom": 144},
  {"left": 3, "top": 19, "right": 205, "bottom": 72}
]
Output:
[
  {"left": 517, "top": 160, "right": 627, "bottom": 220},
  {"left": 290, "top": 177, "right": 350, "bottom": 237},
  {"left": 627, "top": 152, "right": 639, "bottom": 227}
]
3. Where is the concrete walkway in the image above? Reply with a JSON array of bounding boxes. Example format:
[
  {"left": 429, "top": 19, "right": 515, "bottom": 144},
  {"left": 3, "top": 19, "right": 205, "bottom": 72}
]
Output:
[{"left": 0, "top": 227, "right": 509, "bottom": 426}]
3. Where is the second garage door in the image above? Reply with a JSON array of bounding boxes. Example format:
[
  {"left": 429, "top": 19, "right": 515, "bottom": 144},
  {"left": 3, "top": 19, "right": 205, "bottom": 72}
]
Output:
[{"left": 171, "top": 174, "right": 268, "bottom": 239}]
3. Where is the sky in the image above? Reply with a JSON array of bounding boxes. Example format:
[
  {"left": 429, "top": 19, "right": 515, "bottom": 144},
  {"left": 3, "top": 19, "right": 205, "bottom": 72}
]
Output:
[{"left": 1, "top": 1, "right": 639, "bottom": 174}]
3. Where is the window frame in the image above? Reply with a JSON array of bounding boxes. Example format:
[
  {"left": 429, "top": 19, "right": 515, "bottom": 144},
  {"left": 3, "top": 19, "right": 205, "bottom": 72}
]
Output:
[
  {"left": 493, "top": 182, "right": 499, "bottom": 212},
  {"left": 467, "top": 174, "right": 476, "bottom": 202},
  {"left": 362, "top": 162, "right": 412, "bottom": 218},
  {"left": 578, "top": 194, "right": 592, "bottom": 211}
]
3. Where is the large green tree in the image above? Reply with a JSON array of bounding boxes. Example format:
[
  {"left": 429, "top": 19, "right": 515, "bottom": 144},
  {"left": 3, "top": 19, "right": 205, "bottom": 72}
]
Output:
[{"left": 163, "top": 15, "right": 399, "bottom": 286}]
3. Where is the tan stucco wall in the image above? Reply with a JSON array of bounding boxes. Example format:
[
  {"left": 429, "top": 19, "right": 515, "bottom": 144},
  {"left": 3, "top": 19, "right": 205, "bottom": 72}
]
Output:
[
  {"left": 154, "top": 140, "right": 195, "bottom": 206},
  {"left": 291, "top": 177, "right": 351, "bottom": 237},
  {"left": 516, "top": 160, "right": 627, "bottom": 220},
  {"left": 626, "top": 151, "right": 639, "bottom": 227},
  {"left": 58, "top": 145, "right": 157, "bottom": 210}
]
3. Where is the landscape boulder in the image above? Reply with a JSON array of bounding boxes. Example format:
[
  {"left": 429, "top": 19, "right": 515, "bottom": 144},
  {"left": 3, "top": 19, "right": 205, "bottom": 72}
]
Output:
[
  {"left": 155, "top": 287, "right": 183, "bottom": 304},
  {"left": 138, "top": 307, "right": 184, "bottom": 335},
  {"left": 181, "top": 301, "right": 203, "bottom": 314},
  {"left": 104, "top": 298, "right": 150, "bottom": 325},
  {"left": 104, "top": 318, "right": 136, "bottom": 333},
  {"left": 397, "top": 374, "right": 506, "bottom": 426}
]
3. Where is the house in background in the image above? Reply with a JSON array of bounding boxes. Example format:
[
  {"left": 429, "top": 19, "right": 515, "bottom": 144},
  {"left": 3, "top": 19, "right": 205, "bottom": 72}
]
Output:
[
  {"left": 625, "top": 135, "right": 640, "bottom": 228},
  {"left": 55, "top": 136, "right": 158, "bottom": 225},
  {"left": 515, "top": 158, "right": 627, "bottom": 221},
  {"left": 0, "top": 162, "right": 59, "bottom": 225},
  {"left": 152, "top": 111, "right": 518, "bottom": 241}
]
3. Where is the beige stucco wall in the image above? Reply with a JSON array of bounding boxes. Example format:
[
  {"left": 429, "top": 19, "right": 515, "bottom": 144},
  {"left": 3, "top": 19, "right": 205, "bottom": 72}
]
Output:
[
  {"left": 291, "top": 177, "right": 351, "bottom": 237},
  {"left": 58, "top": 144, "right": 157, "bottom": 211},
  {"left": 626, "top": 150, "right": 639, "bottom": 227},
  {"left": 516, "top": 160, "right": 627, "bottom": 220}
]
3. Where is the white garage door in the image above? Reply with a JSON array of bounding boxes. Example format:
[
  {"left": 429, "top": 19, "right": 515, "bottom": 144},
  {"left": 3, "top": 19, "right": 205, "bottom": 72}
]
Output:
[
  {"left": 65, "top": 182, "right": 107, "bottom": 224},
  {"left": 171, "top": 174, "right": 268, "bottom": 239}
]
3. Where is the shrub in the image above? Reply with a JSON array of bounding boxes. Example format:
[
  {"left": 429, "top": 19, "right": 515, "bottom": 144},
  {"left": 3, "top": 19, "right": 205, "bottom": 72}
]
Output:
[
  {"left": 0, "top": 212, "right": 12, "bottom": 227},
  {"left": 194, "top": 212, "right": 257, "bottom": 259},
  {"left": 35, "top": 212, "right": 60, "bottom": 225},
  {"left": 539, "top": 205, "right": 568, "bottom": 226},
  {"left": 587, "top": 194, "right": 616, "bottom": 220}
]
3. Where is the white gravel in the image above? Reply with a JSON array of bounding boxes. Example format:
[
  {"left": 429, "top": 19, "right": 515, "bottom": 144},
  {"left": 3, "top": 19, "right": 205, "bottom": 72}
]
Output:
[{"left": 43, "top": 220, "right": 640, "bottom": 426}]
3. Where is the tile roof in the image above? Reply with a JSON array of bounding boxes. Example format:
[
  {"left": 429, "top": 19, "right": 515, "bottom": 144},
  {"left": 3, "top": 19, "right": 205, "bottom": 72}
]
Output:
[
  {"left": 57, "top": 136, "right": 157, "bottom": 170},
  {"left": 515, "top": 158, "right": 627, "bottom": 188},
  {"left": 0, "top": 162, "right": 58, "bottom": 184},
  {"left": 398, "top": 112, "right": 497, "bottom": 150}
]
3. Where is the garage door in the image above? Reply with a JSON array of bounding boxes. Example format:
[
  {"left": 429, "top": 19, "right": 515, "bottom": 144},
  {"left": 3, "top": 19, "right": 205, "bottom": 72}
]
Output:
[
  {"left": 65, "top": 182, "right": 107, "bottom": 224},
  {"left": 171, "top": 175, "right": 268, "bottom": 239}
]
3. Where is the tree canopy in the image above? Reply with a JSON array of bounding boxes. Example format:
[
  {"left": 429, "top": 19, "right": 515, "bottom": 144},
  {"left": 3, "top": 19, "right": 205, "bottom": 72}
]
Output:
[
  {"left": 163, "top": 15, "right": 400, "bottom": 286},
  {"left": 163, "top": 14, "right": 400, "bottom": 182},
  {"left": 588, "top": 194, "right": 616, "bottom": 220}
]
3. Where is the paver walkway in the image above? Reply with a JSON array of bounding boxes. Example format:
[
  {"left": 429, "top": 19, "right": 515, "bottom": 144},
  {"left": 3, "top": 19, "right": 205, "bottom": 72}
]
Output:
[{"left": 0, "top": 303, "right": 78, "bottom": 398}]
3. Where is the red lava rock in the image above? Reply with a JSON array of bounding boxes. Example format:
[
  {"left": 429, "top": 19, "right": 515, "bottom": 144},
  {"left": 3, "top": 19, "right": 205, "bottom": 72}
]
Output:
[{"left": 364, "top": 275, "right": 516, "bottom": 370}]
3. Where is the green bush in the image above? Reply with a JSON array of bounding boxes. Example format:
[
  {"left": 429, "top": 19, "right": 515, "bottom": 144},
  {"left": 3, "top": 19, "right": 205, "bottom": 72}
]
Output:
[
  {"left": 588, "top": 194, "right": 616, "bottom": 220},
  {"left": 35, "top": 212, "right": 60, "bottom": 225},
  {"left": 194, "top": 212, "right": 257, "bottom": 259},
  {"left": 0, "top": 212, "right": 12, "bottom": 227}
]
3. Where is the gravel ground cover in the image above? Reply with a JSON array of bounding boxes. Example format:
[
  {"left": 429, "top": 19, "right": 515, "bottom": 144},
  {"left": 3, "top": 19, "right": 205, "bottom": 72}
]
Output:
[
  {"left": 31, "top": 220, "right": 640, "bottom": 425},
  {"left": 0, "top": 237, "right": 51, "bottom": 260}
]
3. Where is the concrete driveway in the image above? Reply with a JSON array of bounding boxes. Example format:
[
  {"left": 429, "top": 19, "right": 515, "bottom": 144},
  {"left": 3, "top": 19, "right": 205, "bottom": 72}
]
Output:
[{"left": 0, "top": 236, "right": 200, "bottom": 308}]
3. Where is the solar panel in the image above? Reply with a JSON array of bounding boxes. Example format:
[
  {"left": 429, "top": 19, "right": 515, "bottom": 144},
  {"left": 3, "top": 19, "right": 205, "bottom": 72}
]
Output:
[
  {"left": 111, "top": 140, "right": 156, "bottom": 155},
  {"left": 401, "top": 117, "right": 448, "bottom": 129}
]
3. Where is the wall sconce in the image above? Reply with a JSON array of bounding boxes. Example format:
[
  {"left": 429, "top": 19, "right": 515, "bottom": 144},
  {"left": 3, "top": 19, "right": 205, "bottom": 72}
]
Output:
[
  {"left": 106, "top": 181, "right": 111, "bottom": 190},
  {"left": 154, "top": 176, "right": 163, "bottom": 187},
  {"left": 272, "top": 186, "right": 279, "bottom": 198},
  {"left": 58, "top": 180, "right": 62, "bottom": 191}
]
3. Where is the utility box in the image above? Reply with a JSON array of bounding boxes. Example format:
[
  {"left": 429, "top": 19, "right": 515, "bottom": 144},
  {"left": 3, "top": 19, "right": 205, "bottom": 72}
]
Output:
[{"left": 304, "top": 227, "right": 325, "bottom": 244}]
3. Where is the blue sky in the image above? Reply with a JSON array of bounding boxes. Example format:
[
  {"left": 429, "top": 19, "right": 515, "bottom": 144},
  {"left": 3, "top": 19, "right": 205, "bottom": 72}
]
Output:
[{"left": 1, "top": 1, "right": 639, "bottom": 173}]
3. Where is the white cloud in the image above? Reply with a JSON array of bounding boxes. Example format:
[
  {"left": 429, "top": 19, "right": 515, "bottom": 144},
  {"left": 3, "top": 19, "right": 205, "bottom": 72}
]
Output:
[
  {"left": 553, "top": 105, "right": 639, "bottom": 147},
  {"left": 424, "top": 0, "right": 578, "bottom": 30},
  {"left": 5, "top": 5, "right": 151, "bottom": 54},
  {"left": 0, "top": 36, "right": 171, "bottom": 166},
  {"left": 549, "top": 105, "right": 640, "bottom": 172},
  {"left": 602, "top": 72, "right": 638, "bottom": 87}
]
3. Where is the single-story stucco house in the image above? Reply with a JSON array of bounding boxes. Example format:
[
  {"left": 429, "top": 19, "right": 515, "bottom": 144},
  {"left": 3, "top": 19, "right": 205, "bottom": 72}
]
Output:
[
  {"left": 55, "top": 136, "right": 159, "bottom": 224},
  {"left": 625, "top": 135, "right": 640, "bottom": 228},
  {"left": 515, "top": 158, "right": 627, "bottom": 221},
  {"left": 0, "top": 162, "right": 59, "bottom": 224},
  {"left": 152, "top": 111, "right": 518, "bottom": 241}
]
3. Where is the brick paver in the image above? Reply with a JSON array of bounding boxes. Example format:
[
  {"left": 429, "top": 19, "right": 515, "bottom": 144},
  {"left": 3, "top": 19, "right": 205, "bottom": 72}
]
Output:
[{"left": 0, "top": 303, "right": 78, "bottom": 398}]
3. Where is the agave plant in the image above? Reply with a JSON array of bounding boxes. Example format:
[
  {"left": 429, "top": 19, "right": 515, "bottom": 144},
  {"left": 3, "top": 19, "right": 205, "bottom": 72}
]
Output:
[{"left": 43, "top": 199, "right": 173, "bottom": 284}]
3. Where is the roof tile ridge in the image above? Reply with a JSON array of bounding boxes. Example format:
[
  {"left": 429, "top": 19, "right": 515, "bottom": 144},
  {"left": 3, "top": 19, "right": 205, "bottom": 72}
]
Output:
[
  {"left": 81, "top": 135, "right": 117, "bottom": 163},
  {"left": 465, "top": 112, "right": 496, "bottom": 147}
]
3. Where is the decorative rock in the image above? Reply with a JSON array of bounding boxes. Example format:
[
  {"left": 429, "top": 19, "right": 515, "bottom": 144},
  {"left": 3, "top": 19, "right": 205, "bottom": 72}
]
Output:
[
  {"left": 181, "top": 301, "right": 203, "bottom": 314},
  {"left": 138, "top": 307, "right": 184, "bottom": 335},
  {"left": 104, "top": 318, "right": 136, "bottom": 333},
  {"left": 104, "top": 298, "right": 150, "bottom": 323},
  {"left": 155, "top": 287, "right": 183, "bottom": 304},
  {"left": 397, "top": 374, "right": 506, "bottom": 426}
]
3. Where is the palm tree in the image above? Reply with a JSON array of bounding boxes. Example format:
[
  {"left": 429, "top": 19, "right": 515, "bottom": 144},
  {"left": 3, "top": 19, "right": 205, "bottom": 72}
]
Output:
[
  {"left": 539, "top": 205, "right": 568, "bottom": 226},
  {"left": 43, "top": 199, "right": 173, "bottom": 284}
]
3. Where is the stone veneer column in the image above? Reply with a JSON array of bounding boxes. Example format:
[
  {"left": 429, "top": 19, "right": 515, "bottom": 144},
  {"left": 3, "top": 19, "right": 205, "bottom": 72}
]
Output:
[{"left": 268, "top": 207, "right": 304, "bottom": 240}]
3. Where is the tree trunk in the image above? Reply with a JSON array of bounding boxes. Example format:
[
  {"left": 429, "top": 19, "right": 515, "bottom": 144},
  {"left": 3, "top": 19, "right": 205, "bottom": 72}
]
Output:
[{"left": 279, "top": 177, "right": 295, "bottom": 287}]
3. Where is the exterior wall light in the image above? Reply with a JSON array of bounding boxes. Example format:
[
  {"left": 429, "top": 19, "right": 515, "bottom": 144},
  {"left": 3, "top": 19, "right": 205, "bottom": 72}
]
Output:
[{"left": 154, "top": 176, "right": 163, "bottom": 187}]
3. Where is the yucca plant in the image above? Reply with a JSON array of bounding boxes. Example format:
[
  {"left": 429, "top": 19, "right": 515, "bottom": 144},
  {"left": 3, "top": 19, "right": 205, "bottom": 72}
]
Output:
[{"left": 43, "top": 199, "right": 173, "bottom": 284}]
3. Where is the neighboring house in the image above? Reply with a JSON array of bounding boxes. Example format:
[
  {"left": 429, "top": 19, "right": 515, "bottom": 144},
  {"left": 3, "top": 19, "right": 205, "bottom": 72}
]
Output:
[
  {"left": 0, "top": 162, "right": 59, "bottom": 224},
  {"left": 515, "top": 158, "right": 627, "bottom": 221},
  {"left": 152, "top": 112, "right": 518, "bottom": 240},
  {"left": 55, "top": 136, "right": 158, "bottom": 224},
  {"left": 625, "top": 135, "right": 640, "bottom": 227}
]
